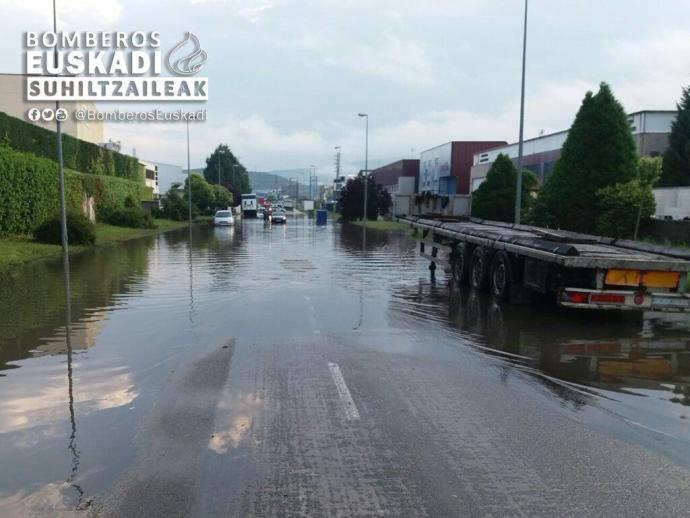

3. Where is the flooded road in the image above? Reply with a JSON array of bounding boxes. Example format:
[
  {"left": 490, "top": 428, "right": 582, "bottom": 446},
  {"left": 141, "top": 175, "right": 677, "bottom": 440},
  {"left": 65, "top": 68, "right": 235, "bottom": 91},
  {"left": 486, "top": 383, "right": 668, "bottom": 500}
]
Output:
[{"left": 0, "top": 219, "right": 689, "bottom": 516}]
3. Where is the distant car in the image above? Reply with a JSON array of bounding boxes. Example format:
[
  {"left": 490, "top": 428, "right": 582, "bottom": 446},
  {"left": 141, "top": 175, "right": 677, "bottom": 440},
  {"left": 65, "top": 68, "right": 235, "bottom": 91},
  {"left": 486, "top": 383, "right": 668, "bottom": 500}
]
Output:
[
  {"left": 272, "top": 209, "right": 287, "bottom": 224},
  {"left": 213, "top": 210, "right": 235, "bottom": 226}
]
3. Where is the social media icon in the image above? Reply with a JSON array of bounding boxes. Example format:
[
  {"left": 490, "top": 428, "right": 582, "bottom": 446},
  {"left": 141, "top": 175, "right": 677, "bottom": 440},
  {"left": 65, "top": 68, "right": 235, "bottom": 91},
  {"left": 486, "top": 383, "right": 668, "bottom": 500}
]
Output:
[
  {"left": 41, "top": 108, "right": 55, "bottom": 122},
  {"left": 27, "top": 108, "right": 41, "bottom": 122},
  {"left": 55, "top": 108, "right": 68, "bottom": 122}
]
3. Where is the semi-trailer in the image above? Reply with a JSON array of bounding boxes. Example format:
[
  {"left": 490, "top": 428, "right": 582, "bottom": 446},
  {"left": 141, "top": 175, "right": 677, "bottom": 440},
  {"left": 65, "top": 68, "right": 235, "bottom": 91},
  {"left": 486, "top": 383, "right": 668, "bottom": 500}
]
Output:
[{"left": 402, "top": 215, "right": 690, "bottom": 312}]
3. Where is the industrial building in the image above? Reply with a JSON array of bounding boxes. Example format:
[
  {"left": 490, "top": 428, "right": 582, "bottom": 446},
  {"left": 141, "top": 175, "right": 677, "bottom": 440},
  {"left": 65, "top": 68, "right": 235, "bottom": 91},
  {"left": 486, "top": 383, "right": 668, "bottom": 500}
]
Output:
[
  {"left": 470, "top": 110, "right": 676, "bottom": 190},
  {"left": 370, "top": 159, "right": 419, "bottom": 195},
  {"left": 419, "top": 141, "right": 507, "bottom": 195}
]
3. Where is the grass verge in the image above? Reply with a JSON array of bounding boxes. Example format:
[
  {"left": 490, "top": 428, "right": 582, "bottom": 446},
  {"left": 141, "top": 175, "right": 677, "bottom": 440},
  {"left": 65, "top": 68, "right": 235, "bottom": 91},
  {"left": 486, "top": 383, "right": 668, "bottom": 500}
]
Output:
[
  {"left": 0, "top": 218, "right": 192, "bottom": 271},
  {"left": 349, "top": 219, "right": 409, "bottom": 231}
]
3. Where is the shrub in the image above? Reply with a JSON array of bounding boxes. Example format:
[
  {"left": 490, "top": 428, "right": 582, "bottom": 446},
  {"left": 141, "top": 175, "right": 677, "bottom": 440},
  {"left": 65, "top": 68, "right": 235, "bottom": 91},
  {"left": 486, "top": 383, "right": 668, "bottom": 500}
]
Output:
[
  {"left": 595, "top": 180, "right": 655, "bottom": 239},
  {"left": 34, "top": 212, "right": 96, "bottom": 246},
  {"left": 99, "top": 205, "right": 155, "bottom": 229},
  {"left": 0, "top": 111, "right": 141, "bottom": 181},
  {"left": 160, "top": 189, "right": 192, "bottom": 221},
  {"left": 0, "top": 146, "right": 149, "bottom": 236}
]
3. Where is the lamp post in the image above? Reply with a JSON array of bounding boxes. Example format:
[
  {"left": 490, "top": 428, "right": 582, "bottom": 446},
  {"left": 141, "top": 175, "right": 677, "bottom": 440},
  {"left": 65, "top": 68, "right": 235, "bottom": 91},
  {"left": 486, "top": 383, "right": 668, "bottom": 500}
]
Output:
[
  {"left": 514, "top": 0, "right": 528, "bottom": 225},
  {"left": 186, "top": 119, "right": 192, "bottom": 232},
  {"left": 358, "top": 113, "right": 369, "bottom": 225},
  {"left": 310, "top": 164, "right": 317, "bottom": 200},
  {"left": 52, "top": 0, "right": 69, "bottom": 268}
]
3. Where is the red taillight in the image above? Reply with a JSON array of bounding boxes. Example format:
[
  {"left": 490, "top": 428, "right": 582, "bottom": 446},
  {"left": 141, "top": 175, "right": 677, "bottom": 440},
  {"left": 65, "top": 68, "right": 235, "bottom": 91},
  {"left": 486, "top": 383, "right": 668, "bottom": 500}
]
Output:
[
  {"left": 633, "top": 292, "right": 645, "bottom": 305},
  {"left": 562, "top": 291, "right": 590, "bottom": 304},
  {"left": 590, "top": 293, "right": 626, "bottom": 304}
]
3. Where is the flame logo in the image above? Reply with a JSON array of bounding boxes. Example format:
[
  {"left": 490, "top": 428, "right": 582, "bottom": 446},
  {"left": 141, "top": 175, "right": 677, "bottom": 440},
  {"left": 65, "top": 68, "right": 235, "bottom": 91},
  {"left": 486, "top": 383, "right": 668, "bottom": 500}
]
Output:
[{"left": 166, "top": 32, "right": 207, "bottom": 76}]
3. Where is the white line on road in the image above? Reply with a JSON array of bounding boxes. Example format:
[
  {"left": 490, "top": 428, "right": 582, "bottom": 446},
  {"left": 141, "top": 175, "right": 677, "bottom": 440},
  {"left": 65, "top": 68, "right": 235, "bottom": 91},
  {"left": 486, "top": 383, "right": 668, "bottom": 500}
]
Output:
[{"left": 328, "top": 362, "right": 360, "bottom": 421}]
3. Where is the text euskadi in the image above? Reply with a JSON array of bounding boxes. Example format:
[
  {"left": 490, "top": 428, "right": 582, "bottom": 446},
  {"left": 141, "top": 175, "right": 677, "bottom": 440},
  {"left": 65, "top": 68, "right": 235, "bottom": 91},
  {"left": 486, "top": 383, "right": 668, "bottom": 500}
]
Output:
[
  {"left": 75, "top": 109, "right": 207, "bottom": 122},
  {"left": 24, "top": 31, "right": 208, "bottom": 101}
]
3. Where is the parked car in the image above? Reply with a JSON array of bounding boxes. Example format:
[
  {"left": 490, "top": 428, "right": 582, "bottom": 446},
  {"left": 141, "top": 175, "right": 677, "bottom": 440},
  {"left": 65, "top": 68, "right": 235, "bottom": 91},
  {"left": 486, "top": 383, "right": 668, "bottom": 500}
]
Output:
[
  {"left": 272, "top": 209, "right": 287, "bottom": 224},
  {"left": 213, "top": 210, "right": 235, "bottom": 226}
]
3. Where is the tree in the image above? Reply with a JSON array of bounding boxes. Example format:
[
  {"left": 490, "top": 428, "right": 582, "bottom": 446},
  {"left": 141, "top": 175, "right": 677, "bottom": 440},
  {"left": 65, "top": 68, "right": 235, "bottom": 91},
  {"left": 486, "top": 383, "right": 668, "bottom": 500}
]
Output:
[
  {"left": 660, "top": 85, "right": 690, "bottom": 186},
  {"left": 184, "top": 174, "right": 214, "bottom": 214},
  {"left": 160, "top": 188, "right": 190, "bottom": 221},
  {"left": 211, "top": 184, "right": 233, "bottom": 210},
  {"left": 339, "top": 173, "right": 392, "bottom": 221},
  {"left": 535, "top": 83, "right": 638, "bottom": 232},
  {"left": 203, "top": 144, "right": 252, "bottom": 202},
  {"left": 471, "top": 154, "right": 537, "bottom": 222}
]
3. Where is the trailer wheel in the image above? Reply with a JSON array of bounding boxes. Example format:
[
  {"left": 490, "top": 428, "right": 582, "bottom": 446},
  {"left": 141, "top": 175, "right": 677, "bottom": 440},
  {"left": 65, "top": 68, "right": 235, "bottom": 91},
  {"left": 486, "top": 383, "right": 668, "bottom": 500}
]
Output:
[
  {"left": 470, "top": 247, "right": 489, "bottom": 291},
  {"left": 490, "top": 251, "right": 512, "bottom": 300},
  {"left": 451, "top": 244, "right": 469, "bottom": 285}
]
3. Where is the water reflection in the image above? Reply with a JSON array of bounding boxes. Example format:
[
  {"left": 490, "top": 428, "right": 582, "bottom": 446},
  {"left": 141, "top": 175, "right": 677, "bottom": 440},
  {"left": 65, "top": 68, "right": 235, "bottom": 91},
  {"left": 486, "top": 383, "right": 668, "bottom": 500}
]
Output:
[
  {"left": 390, "top": 281, "right": 690, "bottom": 445},
  {"left": 0, "top": 238, "right": 154, "bottom": 371},
  {"left": 394, "top": 283, "right": 690, "bottom": 399}
]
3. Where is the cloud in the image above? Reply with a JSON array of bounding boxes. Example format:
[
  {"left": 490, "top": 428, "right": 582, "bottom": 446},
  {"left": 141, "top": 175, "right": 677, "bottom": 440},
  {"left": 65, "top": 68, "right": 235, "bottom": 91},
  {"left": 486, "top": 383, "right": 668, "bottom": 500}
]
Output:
[
  {"left": 0, "top": 0, "right": 123, "bottom": 26},
  {"left": 105, "top": 112, "right": 326, "bottom": 166},
  {"left": 605, "top": 30, "right": 690, "bottom": 110},
  {"left": 189, "top": 0, "right": 277, "bottom": 23},
  {"left": 336, "top": 33, "right": 436, "bottom": 87}
]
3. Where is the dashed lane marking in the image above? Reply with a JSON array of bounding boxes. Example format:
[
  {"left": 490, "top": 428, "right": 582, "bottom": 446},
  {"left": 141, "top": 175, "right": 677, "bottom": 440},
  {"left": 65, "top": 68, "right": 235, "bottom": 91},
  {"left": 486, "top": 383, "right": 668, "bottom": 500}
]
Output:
[{"left": 327, "top": 362, "right": 361, "bottom": 421}]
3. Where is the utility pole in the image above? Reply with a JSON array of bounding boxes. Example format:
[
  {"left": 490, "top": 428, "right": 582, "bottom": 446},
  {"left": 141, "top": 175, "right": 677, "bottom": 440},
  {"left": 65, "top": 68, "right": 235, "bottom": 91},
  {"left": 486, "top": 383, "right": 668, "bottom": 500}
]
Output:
[
  {"left": 514, "top": 0, "right": 528, "bottom": 225},
  {"left": 358, "top": 113, "right": 369, "bottom": 225},
  {"left": 53, "top": 0, "right": 69, "bottom": 272},
  {"left": 217, "top": 147, "right": 221, "bottom": 185},
  {"left": 186, "top": 119, "right": 192, "bottom": 233}
]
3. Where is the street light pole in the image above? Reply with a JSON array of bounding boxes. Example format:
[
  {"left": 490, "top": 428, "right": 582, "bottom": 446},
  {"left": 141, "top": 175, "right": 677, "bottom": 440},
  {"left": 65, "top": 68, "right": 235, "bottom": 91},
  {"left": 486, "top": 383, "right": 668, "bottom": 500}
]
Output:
[
  {"left": 514, "top": 0, "right": 528, "bottom": 225},
  {"left": 53, "top": 0, "right": 69, "bottom": 268},
  {"left": 358, "top": 113, "right": 369, "bottom": 225},
  {"left": 186, "top": 119, "right": 192, "bottom": 231}
]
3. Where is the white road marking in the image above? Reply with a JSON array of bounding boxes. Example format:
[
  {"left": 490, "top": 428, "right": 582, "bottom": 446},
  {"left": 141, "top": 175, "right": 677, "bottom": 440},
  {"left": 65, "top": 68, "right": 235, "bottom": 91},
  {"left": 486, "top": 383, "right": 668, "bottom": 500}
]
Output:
[{"left": 328, "top": 362, "right": 360, "bottom": 421}]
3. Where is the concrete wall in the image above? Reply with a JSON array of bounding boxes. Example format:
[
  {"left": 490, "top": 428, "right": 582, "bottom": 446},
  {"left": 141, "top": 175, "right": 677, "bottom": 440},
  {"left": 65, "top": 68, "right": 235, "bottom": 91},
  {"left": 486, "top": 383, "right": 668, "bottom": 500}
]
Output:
[
  {"left": 0, "top": 74, "right": 103, "bottom": 144},
  {"left": 640, "top": 219, "right": 690, "bottom": 244},
  {"left": 394, "top": 194, "right": 471, "bottom": 218},
  {"left": 654, "top": 187, "right": 690, "bottom": 220}
]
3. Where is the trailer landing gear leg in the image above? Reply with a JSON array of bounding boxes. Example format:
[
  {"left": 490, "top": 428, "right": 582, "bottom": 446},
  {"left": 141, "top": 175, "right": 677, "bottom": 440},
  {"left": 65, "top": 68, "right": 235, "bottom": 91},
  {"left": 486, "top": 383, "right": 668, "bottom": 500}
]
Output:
[{"left": 429, "top": 261, "right": 437, "bottom": 283}]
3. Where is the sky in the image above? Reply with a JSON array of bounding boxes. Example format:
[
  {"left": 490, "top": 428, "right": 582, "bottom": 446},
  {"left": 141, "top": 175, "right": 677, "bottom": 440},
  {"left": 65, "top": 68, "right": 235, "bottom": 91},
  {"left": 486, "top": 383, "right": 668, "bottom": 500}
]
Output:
[{"left": 2, "top": 0, "right": 690, "bottom": 180}]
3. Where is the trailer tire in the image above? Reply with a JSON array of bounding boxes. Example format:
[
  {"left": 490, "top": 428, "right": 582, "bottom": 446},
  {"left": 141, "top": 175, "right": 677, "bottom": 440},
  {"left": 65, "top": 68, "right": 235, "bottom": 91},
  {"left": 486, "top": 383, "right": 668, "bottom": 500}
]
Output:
[
  {"left": 451, "top": 243, "right": 469, "bottom": 285},
  {"left": 470, "top": 246, "right": 490, "bottom": 292},
  {"left": 490, "top": 251, "right": 512, "bottom": 300}
]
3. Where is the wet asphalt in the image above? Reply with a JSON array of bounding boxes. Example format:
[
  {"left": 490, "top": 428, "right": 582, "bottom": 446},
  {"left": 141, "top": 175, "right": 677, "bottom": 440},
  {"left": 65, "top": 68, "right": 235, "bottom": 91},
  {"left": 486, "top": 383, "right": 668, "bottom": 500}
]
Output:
[{"left": 0, "top": 218, "right": 689, "bottom": 517}]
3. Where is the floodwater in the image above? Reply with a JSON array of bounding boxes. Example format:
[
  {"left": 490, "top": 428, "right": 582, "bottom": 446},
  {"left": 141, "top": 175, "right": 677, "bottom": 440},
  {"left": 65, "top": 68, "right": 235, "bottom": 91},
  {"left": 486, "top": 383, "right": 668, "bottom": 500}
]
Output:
[{"left": 0, "top": 218, "right": 689, "bottom": 516}]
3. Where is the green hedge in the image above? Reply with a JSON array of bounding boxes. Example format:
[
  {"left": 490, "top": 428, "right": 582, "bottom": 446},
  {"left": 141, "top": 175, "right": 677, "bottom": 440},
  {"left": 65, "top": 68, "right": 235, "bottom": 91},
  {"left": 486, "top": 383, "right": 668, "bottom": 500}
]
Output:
[
  {"left": 0, "top": 146, "right": 151, "bottom": 236},
  {"left": 0, "top": 111, "right": 142, "bottom": 182}
]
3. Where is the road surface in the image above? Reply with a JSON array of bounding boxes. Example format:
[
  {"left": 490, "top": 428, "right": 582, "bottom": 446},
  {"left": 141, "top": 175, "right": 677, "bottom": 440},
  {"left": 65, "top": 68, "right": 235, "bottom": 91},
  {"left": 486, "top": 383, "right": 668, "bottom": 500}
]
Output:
[{"left": 0, "top": 220, "right": 688, "bottom": 517}]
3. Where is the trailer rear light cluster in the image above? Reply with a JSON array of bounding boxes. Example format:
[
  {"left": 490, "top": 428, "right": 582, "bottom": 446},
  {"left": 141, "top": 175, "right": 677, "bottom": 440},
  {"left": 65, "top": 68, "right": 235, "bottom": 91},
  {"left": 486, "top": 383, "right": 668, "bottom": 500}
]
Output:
[
  {"left": 561, "top": 290, "right": 590, "bottom": 304},
  {"left": 590, "top": 293, "right": 626, "bottom": 304},
  {"left": 561, "top": 290, "right": 627, "bottom": 305}
]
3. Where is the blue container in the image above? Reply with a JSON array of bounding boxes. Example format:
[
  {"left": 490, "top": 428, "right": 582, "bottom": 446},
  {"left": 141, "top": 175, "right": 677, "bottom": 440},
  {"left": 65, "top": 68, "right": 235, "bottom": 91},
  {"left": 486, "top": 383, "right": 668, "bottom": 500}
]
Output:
[{"left": 316, "top": 209, "right": 327, "bottom": 225}]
